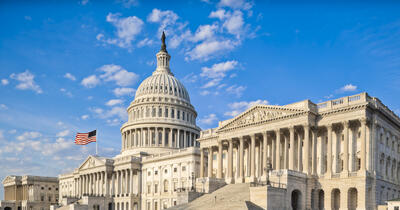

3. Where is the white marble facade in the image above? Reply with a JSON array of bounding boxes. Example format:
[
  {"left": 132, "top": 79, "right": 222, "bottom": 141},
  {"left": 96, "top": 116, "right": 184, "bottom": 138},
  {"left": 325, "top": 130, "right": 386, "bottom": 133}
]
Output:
[
  {"left": 58, "top": 34, "right": 201, "bottom": 210},
  {"left": 197, "top": 92, "right": 400, "bottom": 209}
]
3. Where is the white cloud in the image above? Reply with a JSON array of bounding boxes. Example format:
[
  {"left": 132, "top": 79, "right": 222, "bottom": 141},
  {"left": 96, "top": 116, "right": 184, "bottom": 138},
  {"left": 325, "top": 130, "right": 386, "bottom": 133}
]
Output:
[
  {"left": 186, "top": 39, "right": 237, "bottom": 61},
  {"left": 1, "top": 79, "right": 9, "bottom": 85},
  {"left": 199, "top": 113, "right": 218, "bottom": 125},
  {"left": 218, "top": 0, "right": 253, "bottom": 10},
  {"left": 200, "top": 90, "right": 210, "bottom": 96},
  {"left": 8, "top": 129, "right": 17, "bottom": 134},
  {"left": 98, "top": 13, "right": 144, "bottom": 49},
  {"left": 98, "top": 64, "right": 139, "bottom": 86},
  {"left": 60, "top": 88, "right": 73, "bottom": 97},
  {"left": 192, "top": 24, "right": 219, "bottom": 42},
  {"left": 201, "top": 60, "right": 238, "bottom": 79},
  {"left": 226, "top": 85, "right": 246, "bottom": 97},
  {"left": 181, "top": 73, "right": 198, "bottom": 84},
  {"left": 339, "top": 84, "right": 357, "bottom": 92},
  {"left": 0, "top": 104, "right": 8, "bottom": 110},
  {"left": 64, "top": 73, "right": 76, "bottom": 81},
  {"left": 224, "top": 99, "right": 269, "bottom": 117},
  {"left": 81, "top": 115, "right": 89, "bottom": 120},
  {"left": 56, "top": 130, "right": 71, "bottom": 137},
  {"left": 113, "top": 87, "right": 136, "bottom": 97},
  {"left": 147, "top": 8, "right": 179, "bottom": 34},
  {"left": 223, "top": 10, "right": 244, "bottom": 37},
  {"left": 106, "top": 99, "right": 124, "bottom": 106},
  {"left": 16, "top": 131, "right": 42, "bottom": 141},
  {"left": 209, "top": 9, "right": 229, "bottom": 20},
  {"left": 81, "top": 75, "right": 100, "bottom": 88},
  {"left": 137, "top": 38, "right": 154, "bottom": 47},
  {"left": 10, "top": 70, "right": 42, "bottom": 94},
  {"left": 90, "top": 106, "right": 127, "bottom": 125}
]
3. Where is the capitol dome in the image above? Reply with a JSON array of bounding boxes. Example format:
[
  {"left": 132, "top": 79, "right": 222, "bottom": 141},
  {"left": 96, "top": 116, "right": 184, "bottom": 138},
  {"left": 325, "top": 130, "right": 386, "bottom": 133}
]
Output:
[{"left": 120, "top": 32, "right": 200, "bottom": 155}]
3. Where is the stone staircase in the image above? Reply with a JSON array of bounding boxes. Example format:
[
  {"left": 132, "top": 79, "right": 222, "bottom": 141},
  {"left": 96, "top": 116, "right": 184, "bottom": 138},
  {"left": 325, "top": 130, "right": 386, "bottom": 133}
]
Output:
[{"left": 168, "top": 183, "right": 263, "bottom": 210}]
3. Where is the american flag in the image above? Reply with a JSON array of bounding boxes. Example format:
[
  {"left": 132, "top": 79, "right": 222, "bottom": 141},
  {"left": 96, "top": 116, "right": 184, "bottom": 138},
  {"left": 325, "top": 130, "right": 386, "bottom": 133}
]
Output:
[{"left": 75, "top": 130, "right": 96, "bottom": 145}]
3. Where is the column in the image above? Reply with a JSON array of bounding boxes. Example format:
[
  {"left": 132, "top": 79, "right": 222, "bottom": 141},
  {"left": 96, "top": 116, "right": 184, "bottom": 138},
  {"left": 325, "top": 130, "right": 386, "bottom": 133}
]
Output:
[
  {"left": 105, "top": 172, "right": 109, "bottom": 196},
  {"left": 217, "top": 141, "right": 223, "bottom": 179},
  {"left": 155, "top": 128, "right": 159, "bottom": 147},
  {"left": 208, "top": 147, "right": 213, "bottom": 177},
  {"left": 263, "top": 132, "right": 268, "bottom": 176},
  {"left": 200, "top": 148, "right": 205, "bottom": 177},
  {"left": 228, "top": 139, "right": 233, "bottom": 181},
  {"left": 250, "top": 134, "right": 256, "bottom": 178},
  {"left": 283, "top": 134, "right": 288, "bottom": 169},
  {"left": 162, "top": 128, "right": 165, "bottom": 147},
  {"left": 275, "top": 129, "right": 281, "bottom": 170},
  {"left": 184, "top": 131, "right": 187, "bottom": 148},
  {"left": 239, "top": 137, "right": 244, "bottom": 181},
  {"left": 360, "top": 118, "right": 367, "bottom": 171},
  {"left": 298, "top": 132, "right": 303, "bottom": 172},
  {"left": 169, "top": 128, "right": 173, "bottom": 147},
  {"left": 343, "top": 121, "right": 349, "bottom": 173},
  {"left": 312, "top": 127, "right": 318, "bottom": 175},
  {"left": 327, "top": 124, "right": 333, "bottom": 176},
  {"left": 117, "top": 171, "right": 120, "bottom": 196},
  {"left": 304, "top": 124, "right": 310, "bottom": 174},
  {"left": 289, "top": 126, "right": 295, "bottom": 170},
  {"left": 271, "top": 135, "right": 276, "bottom": 169},
  {"left": 125, "top": 170, "right": 129, "bottom": 195}
]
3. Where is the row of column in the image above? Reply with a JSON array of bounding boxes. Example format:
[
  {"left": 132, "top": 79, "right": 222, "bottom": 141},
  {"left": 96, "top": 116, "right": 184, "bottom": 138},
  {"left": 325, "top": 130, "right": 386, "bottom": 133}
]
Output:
[
  {"left": 74, "top": 169, "right": 140, "bottom": 198},
  {"left": 122, "top": 128, "right": 198, "bottom": 149},
  {"left": 199, "top": 118, "right": 370, "bottom": 181}
]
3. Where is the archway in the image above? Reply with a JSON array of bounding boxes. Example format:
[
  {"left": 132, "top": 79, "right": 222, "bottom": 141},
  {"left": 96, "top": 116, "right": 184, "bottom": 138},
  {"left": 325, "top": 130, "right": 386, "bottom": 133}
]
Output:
[
  {"left": 332, "top": 189, "right": 340, "bottom": 210},
  {"left": 291, "top": 189, "right": 302, "bottom": 210},
  {"left": 348, "top": 188, "right": 358, "bottom": 210},
  {"left": 108, "top": 203, "right": 113, "bottom": 210},
  {"left": 318, "top": 190, "right": 325, "bottom": 210},
  {"left": 5, "top": 207, "right": 12, "bottom": 210}
]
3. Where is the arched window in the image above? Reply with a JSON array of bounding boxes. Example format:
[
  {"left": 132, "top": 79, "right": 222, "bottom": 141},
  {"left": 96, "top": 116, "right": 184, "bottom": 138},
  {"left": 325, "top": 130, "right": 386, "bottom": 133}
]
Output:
[
  {"left": 171, "top": 109, "right": 175, "bottom": 118},
  {"left": 152, "top": 107, "right": 156, "bottom": 117},
  {"left": 182, "top": 111, "right": 185, "bottom": 120},
  {"left": 165, "top": 107, "right": 169, "bottom": 118},
  {"left": 177, "top": 110, "right": 180, "bottom": 119}
]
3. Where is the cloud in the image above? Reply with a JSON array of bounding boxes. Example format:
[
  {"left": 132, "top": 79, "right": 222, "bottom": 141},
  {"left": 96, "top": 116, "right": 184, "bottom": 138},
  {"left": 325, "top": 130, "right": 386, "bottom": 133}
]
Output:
[
  {"left": 217, "top": 0, "right": 253, "bottom": 10},
  {"left": 106, "top": 99, "right": 124, "bottom": 106},
  {"left": 10, "top": 70, "right": 42, "bottom": 94},
  {"left": 201, "top": 60, "right": 238, "bottom": 80},
  {"left": 1, "top": 79, "right": 9, "bottom": 85},
  {"left": 81, "top": 75, "right": 100, "bottom": 88},
  {"left": 186, "top": 39, "right": 237, "bottom": 61},
  {"left": 223, "top": 10, "right": 245, "bottom": 37},
  {"left": 200, "top": 90, "right": 210, "bottom": 96},
  {"left": 198, "top": 113, "right": 218, "bottom": 125},
  {"left": 81, "top": 115, "right": 89, "bottom": 120},
  {"left": 8, "top": 129, "right": 17, "bottom": 134},
  {"left": 192, "top": 24, "right": 219, "bottom": 42},
  {"left": 181, "top": 73, "right": 198, "bottom": 84},
  {"left": 90, "top": 106, "right": 127, "bottom": 126},
  {"left": 137, "top": 38, "right": 154, "bottom": 47},
  {"left": 147, "top": 8, "right": 179, "bottom": 34},
  {"left": 97, "top": 13, "right": 144, "bottom": 49},
  {"left": 64, "top": 73, "right": 76, "bottom": 81},
  {"left": 224, "top": 99, "right": 269, "bottom": 117},
  {"left": 56, "top": 130, "right": 71, "bottom": 137},
  {"left": 339, "top": 84, "right": 357, "bottom": 92},
  {"left": 16, "top": 131, "right": 42, "bottom": 141},
  {"left": 226, "top": 85, "right": 246, "bottom": 97},
  {"left": 209, "top": 9, "right": 229, "bottom": 20},
  {"left": 113, "top": 87, "right": 136, "bottom": 97},
  {"left": 60, "top": 88, "right": 73, "bottom": 97},
  {"left": 98, "top": 64, "right": 139, "bottom": 86},
  {"left": 0, "top": 104, "right": 8, "bottom": 110}
]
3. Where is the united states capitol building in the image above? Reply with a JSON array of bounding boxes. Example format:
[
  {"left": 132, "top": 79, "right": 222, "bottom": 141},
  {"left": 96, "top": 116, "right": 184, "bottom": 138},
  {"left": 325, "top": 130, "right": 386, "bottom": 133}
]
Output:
[{"left": 51, "top": 35, "right": 400, "bottom": 210}]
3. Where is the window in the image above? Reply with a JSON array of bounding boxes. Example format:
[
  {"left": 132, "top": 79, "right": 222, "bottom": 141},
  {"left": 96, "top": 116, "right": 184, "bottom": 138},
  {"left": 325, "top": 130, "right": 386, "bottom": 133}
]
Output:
[
  {"left": 164, "top": 169, "right": 168, "bottom": 174},
  {"left": 155, "top": 170, "right": 158, "bottom": 175},
  {"left": 182, "top": 111, "right": 185, "bottom": 120},
  {"left": 148, "top": 171, "right": 151, "bottom": 176},
  {"left": 41, "top": 195, "right": 44, "bottom": 201},
  {"left": 182, "top": 166, "right": 186, "bottom": 172},
  {"left": 394, "top": 207, "right": 399, "bottom": 210},
  {"left": 56, "top": 188, "right": 58, "bottom": 191},
  {"left": 152, "top": 108, "right": 156, "bottom": 117},
  {"left": 177, "top": 110, "right": 180, "bottom": 119},
  {"left": 213, "top": 154, "right": 217, "bottom": 160},
  {"left": 49, "top": 187, "right": 51, "bottom": 190},
  {"left": 163, "top": 180, "right": 169, "bottom": 192},
  {"left": 48, "top": 196, "right": 52, "bottom": 202},
  {"left": 41, "top": 187, "right": 44, "bottom": 190},
  {"left": 173, "top": 182, "right": 177, "bottom": 192},
  {"left": 174, "top": 168, "right": 177, "bottom": 173},
  {"left": 147, "top": 185, "right": 151, "bottom": 194},
  {"left": 171, "top": 109, "right": 175, "bottom": 118},
  {"left": 165, "top": 108, "right": 168, "bottom": 117},
  {"left": 146, "top": 108, "right": 150, "bottom": 117},
  {"left": 154, "top": 184, "right": 158, "bottom": 193},
  {"left": 158, "top": 108, "right": 162, "bottom": 117}
]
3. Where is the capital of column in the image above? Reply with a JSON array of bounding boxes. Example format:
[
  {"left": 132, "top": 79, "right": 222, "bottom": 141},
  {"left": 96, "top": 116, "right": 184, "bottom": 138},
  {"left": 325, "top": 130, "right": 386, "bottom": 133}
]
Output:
[
  {"left": 343, "top": 120, "right": 349, "bottom": 128},
  {"left": 326, "top": 123, "right": 333, "bottom": 130},
  {"left": 360, "top": 117, "right": 369, "bottom": 125}
]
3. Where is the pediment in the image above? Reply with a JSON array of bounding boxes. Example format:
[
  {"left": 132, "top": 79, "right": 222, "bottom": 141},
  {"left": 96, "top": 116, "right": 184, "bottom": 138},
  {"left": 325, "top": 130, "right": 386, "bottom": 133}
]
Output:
[
  {"left": 2, "top": 176, "right": 16, "bottom": 184},
  {"left": 78, "top": 156, "right": 106, "bottom": 170},
  {"left": 220, "top": 105, "right": 306, "bottom": 130}
]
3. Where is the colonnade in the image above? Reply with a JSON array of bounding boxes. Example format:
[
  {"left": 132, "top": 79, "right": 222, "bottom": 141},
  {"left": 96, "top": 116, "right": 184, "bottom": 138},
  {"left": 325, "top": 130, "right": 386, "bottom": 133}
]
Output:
[
  {"left": 199, "top": 118, "right": 370, "bottom": 182},
  {"left": 122, "top": 127, "right": 199, "bottom": 150},
  {"left": 74, "top": 169, "right": 140, "bottom": 198}
]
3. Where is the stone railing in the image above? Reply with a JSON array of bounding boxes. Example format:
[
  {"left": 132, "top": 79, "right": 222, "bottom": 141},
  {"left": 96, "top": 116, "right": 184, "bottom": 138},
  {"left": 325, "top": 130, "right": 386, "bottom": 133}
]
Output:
[
  {"left": 200, "top": 128, "right": 218, "bottom": 138},
  {"left": 317, "top": 92, "right": 368, "bottom": 112},
  {"left": 371, "top": 97, "right": 400, "bottom": 125}
]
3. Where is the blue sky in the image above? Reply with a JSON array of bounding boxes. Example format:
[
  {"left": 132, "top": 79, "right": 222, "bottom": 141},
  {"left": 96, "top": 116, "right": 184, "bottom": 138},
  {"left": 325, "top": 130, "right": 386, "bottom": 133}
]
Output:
[{"left": 1, "top": 0, "right": 400, "bottom": 198}]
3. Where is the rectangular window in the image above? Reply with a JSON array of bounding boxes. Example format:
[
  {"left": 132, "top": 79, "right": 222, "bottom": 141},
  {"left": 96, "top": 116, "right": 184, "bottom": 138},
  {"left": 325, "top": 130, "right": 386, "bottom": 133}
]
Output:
[
  {"left": 177, "top": 110, "right": 180, "bottom": 119},
  {"left": 171, "top": 109, "right": 175, "bottom": 118},
  {"left": 158, "top": 108, "right": 162, "bottom": 117},
  {"left": 148, "top": 185, "right": 151, "bottom": 194},
  {"left": 182, "top": 111, "right": 185, "bottom": 120},
  {"left": 154, "top": 184, "right": 158, "bottom": 193},
  {"left": 165, "top": 108, "right": 168, "bottom": 118},
  {"left": 182, "top": 166, "right": 186, "bottom": 171}
]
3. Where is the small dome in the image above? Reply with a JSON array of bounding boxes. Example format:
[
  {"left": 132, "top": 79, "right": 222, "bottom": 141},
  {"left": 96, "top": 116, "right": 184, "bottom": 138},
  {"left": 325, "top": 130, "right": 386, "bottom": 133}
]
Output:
[{"left": 134, "top": 73, "right": 190, "bottom": 102}]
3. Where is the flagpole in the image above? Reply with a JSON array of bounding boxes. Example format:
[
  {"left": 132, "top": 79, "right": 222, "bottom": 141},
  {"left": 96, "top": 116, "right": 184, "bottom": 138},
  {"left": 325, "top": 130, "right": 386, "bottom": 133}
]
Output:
[{"left": 96, "top": 129, "right": 98, "bottom": 156}]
